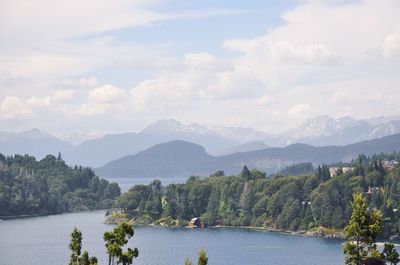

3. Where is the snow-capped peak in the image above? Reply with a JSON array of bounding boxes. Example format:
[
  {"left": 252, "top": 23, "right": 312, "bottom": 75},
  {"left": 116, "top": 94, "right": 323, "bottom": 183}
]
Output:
[
  {"left": 288, "top": 115, "right": 363, "bottom": 139},
  {"left": 20, "top": 128, "right": 55, "bottom": 140},
  {"left": 58, "top": 131, "right": 106, "bottom": 145},
  {"left": 141, "top": 119, "right": 212, "bottom": 135}
]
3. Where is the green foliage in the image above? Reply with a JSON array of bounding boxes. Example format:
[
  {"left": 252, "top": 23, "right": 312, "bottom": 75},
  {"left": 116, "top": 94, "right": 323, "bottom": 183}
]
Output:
[
  {"left": 343, "top": 193, "right": 383, "bottom": 265},
  {"left": 103, "top": 221, "right": 139, "bottom": 265},
  {"left": 381, "top": 243, "right": 400, "bottom": 265},
  {"left": 197, "top": 249, "right": 208, "bottom": 265},
  {"left": 316, "top": 164, "right": 331, "bottom": 182},
  {"left": 68, "top": 227, "right": 98, "bottom": 265},
  {"left": 240, "top": 166, "right": 252, "bottom": 180},
  {"left": 116, "top": 153, "right": 400, "bottom": 239},
  {"left": 0, "top": 154, "right": 120, "bottom": 217},
  {"left": 69, "top": 228, "right": 83, "bottom": 265},
  {"left": 184, "top": 257, "right": 193, "bottom": 265},
  {"left": 279, "top": 162, "right": 314, "bottom": 176}
]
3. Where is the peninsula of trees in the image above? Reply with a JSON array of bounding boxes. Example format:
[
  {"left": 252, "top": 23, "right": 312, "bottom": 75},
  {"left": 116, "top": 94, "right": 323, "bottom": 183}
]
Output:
[
  {"left": 115, "top": 153, "right": 400, "bottom": 238},
  {"left": 0, "top": 153, "right": 120, "bottom": 217}
]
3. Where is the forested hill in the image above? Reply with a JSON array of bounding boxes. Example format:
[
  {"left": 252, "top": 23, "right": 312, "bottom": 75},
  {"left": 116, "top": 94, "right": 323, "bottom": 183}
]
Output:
[
  {"left": 0, "top": 154, "right": 120, "bottom": 217},
  {"left": 115, "top": 153, "right": 400, "bottom": 238},
  {"left": 96, "top": 134, "right": 400, "bottom": 178}
]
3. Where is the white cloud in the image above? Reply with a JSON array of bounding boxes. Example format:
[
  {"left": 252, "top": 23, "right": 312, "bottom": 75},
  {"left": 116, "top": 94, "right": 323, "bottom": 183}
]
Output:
[
  {"left": 62, "top": 77, "right": 98, "bottom": 88},
  {"left": 288, "top": 103, "right": 317, "bottom": 117},
  {"left": 184, "top": 52, "right": 215, "bottom": 66},
  {"left": 51, "top": 90, "right": 77, "bottom": 104},
  {"left": 383, "top": 34, "right": 400, "bottom": 58},
  {"left": 0, "top": 0, "right": 246, "bottom": 102},
  {"left": 0, "top": 0, "right": 167, "bottom": 44},
  {"left": 0, "top": 0, "right": 399, "bottom": 133},
  {"left": 89, "top": 85, "right": 127, "bottom": 104},
  {"left": 0, "top": 97, "right": 32, "bottom": 119},
  {"left": 76, "top": 84, "right": 130, "bottom": 116},
  {"left": 224, "top": 39, "right": 338, "bottom": 65},
  {"left": 0, "top": 91, "right": 73, "bottom": 119}
]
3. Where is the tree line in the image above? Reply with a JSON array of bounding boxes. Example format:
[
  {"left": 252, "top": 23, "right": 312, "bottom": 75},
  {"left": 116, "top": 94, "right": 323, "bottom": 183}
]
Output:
[
  {"left": 0, "top": 153, "right": 120, "bottom": 217},
  {"left": 115, "top": 153, "right": 400, "bottom": 238}
]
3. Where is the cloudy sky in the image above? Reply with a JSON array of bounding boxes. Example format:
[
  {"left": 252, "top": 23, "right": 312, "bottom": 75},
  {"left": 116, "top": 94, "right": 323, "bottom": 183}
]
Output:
[{"left": 1, "top": 0, "right": 399, "bottom": 134}]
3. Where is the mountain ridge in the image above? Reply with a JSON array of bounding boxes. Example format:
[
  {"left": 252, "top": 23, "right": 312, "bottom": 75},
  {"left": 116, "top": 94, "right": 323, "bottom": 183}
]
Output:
[
  {"left": 95, "top": 133, "right": 400, "bottom": 179},
  {"left": 2, "top": 115, "right": 400, "bottom": 167}
]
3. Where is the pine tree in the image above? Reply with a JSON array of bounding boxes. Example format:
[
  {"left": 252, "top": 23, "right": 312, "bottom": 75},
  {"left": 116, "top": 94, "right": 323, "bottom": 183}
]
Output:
[
  {"left": 197, "top": 249, "right": 208, "bottom": 265},
  {"left": 103, "top": 221, "right": 139, "bottom": 265},
  {"left": 381, "top": 243, "right": 400, "bottom": 265},
  {"left": 241, "top": 166, "right": 252, "bottom": 180},
  {"left": 343, "top": 193, "right": 383, "bottom": 265},
  {"left": 317, "top": 166, "right": 322, "bottom": 180},
  {"left": 69, "top": 227, "right": 97, "bottom": 265},
  {"left": 184, "top": 257, "right": 193, "bottom": 265},
  {"left": 69, "top": 227, "right": 82, "bottom": 265},
  {"left": 57, "top": 152, "right": 62, "bottom": 161}
]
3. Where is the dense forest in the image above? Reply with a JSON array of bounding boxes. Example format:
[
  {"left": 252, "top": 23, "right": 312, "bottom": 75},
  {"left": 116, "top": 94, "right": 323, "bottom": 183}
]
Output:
[
  {"left": 0, "top": 153, "right": 120, "bottom": 217},
  {"left": 115, "top": 153, "right": 400, "bottom": 237}
]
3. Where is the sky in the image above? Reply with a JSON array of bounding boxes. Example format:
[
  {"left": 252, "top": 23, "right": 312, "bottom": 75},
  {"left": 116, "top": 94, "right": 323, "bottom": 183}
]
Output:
[{"left": 0, "top": 0, "right": 400, "bottom": 134}]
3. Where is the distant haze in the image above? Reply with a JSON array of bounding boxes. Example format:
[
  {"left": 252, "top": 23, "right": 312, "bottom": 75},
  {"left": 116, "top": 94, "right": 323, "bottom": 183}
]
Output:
[
  {"left": 1, "top": 115, "right": 400, "bottom": 168},
  {"left": 95, "top": 134, "right": 400, "bottom": 178},
  {"left": 0, "top": 1, "right": 399, "bottom": 134}
]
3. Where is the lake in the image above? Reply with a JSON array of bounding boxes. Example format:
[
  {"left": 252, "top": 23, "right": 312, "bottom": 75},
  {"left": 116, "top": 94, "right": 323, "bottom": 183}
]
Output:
[{"left": 0, "top": 211, "right": 345, "bottom": 265}]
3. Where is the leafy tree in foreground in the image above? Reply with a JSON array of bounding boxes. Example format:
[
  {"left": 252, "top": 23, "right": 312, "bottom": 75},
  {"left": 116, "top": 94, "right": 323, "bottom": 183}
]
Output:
[
  {"left": 381, "top": 243, "right": 400, "bottom": 265},
  {"left": 103, "top": 221, "right": 139, "bottom": 265},
  {"left": 343, "top": 193, "right": 383, "bottom": 265},
  {"left": 69, "top": 227, "right": 98, "bottom": 265},
  {"left": 197, "top": 249, "right": 208, "bottom": 265},
  {"left": 184, "top": 257, "right": 193, "bottom": 265}
]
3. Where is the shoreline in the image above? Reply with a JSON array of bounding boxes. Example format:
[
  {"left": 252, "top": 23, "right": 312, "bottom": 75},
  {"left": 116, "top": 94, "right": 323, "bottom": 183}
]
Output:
[
  {"left": 0, "top": 213, "right": 47, "bottom": 220},
  {"left": 119, "top": 220, "right": 346, "bottom": 240},
  {"left": 0, "top": 209, "right": 107, "bottom": 221},
  {"left": 104, "top": 212, "right": 345, "bottom": 239}
]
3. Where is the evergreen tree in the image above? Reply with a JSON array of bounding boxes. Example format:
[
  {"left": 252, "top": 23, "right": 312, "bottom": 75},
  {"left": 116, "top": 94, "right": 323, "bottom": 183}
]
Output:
[
  {"left": 197, "top": 249, "right": 208, "bottom": 265},
  {"left": 316, "top": 166, "right": 322, "bottom": 180},
  {"left": 103, "top": 221, "right": 139, "bottom": 265},
  {"left": 381, "top": 243, "right": 400, "bottom": 265},
  {"left": 69, "top": 228, "right": 83, "bottom": 265},
  {"left": 81, "top": 251, "right": 98, "bottom": 265},
  {"left": 240, "top": 166, "right": 252, "bottom": 180},
  {"left": 69, "top": 227, "right": 97, "bottom": 265},
  {"left": 205, "top": 187, "right": 220, "bottom": 225},
  {"left": 343, "top": 193, "right": 383, "bottom": 265},
  {"left": 184, "top": 257, "right": 193, "bottom": 265},
  {"left": 317, "top": 164, "right": 331, "bottom": 181}
]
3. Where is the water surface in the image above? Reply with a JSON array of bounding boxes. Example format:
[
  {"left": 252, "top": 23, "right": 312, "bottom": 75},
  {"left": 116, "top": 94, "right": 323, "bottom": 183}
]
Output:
[{"left": 0, "top": 211, "right": 344, "bottom": 265}]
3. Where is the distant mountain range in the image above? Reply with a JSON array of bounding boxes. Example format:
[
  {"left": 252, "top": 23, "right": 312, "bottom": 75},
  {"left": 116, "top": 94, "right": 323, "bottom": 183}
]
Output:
[
  {"left": 1, "top": 115, "right": 400, "bottom": 167},
  {"left": 0, "top": 129, "right": 71, "bottom": 159},
  {"left": 282, "top": 115, "right": 400, "bottom": 146},
  {"left": 95, "top": 133, "right": 400, "bottom": 178},
  {"left": 216, "top": 141, "right": 269, "bottom": 156},
  {"left": 57, "top": 131, "right": 105, "bottom": 145}
]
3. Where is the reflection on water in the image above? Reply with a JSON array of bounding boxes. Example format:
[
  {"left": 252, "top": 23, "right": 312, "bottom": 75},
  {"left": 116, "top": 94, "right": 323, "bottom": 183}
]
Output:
[{"left": 0, "top": 211, "right": 344, "bottom": 265}]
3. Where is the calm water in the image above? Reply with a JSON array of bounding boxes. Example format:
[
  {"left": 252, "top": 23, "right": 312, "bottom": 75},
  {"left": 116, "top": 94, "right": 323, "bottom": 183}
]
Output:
[{"left": 0, "top": 211, "right": 344, "bottom": 265}]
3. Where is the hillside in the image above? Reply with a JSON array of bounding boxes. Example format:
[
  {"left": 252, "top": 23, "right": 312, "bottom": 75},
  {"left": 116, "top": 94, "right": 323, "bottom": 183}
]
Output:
[
  {"left": 95, "top": 133, "right": 400, "bottom": 178},
  {"left": 114, "top": 154, "right": 400, "bottom": 239},
  {"left": 95, "top": 140, "right": 215, "bottom": 178},
  {"left": 0, "top": 154, "right": 120, "bottom": 217},
  {"left": 216, "top": 141, "right": 269, "bottom": 155}
]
